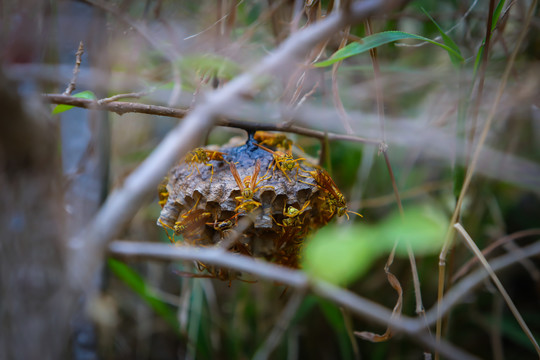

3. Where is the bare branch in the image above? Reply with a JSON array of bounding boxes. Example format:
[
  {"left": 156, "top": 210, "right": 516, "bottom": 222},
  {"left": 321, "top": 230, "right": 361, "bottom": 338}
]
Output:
[
  {"left": 43, "top": 93, "right": 382, "bottom": 145},
  {"left": 97, "top": 89, "right": 154, "bottom": 104},
  {"left": 43, "top": 92, "right": 540, "bottom": 194},
  {"left": 45, "top": 94, "right": 188, "bottom": 117},
  {"left": 67, "top": 0, "right": 403, "bottom": 294},
  {"left": 81, "top": 0, "right": 183, "bottom": 105},
  {"left": 425, "top": 239, "right": 540, "bottom": 326},
  {"left": 452, "top": 228, "right": 540, "bottom": 282},
  {"left": 108, "top": 240, "right": 477, "bottom": 360},
  {"left": 63, "top": 41, "right": 84, "bottom": 96},
  {"left": 108, "top": 236, "right": 540, "bottom": 356},
  {"left": 109, "top": 242, "right": 307, "bottom": 285}
]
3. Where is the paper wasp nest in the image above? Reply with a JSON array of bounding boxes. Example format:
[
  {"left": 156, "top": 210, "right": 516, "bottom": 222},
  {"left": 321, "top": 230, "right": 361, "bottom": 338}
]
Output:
[{"left": 157, "top": 131, "right": 352, "bottom": 278}]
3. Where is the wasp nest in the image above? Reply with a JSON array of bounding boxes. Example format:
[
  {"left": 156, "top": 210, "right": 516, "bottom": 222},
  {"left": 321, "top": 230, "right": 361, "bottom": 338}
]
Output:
[{"left": 157, "top": 131, "right": 359, "bottom": 280}]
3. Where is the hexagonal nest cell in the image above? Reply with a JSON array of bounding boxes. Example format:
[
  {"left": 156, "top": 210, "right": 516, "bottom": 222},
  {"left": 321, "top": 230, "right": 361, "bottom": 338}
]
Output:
[{"left": 157, "top": 131, "right": 356, "bottom": 280}]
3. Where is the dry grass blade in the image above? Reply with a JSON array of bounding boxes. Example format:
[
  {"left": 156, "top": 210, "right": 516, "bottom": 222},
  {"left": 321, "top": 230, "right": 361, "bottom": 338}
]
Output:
[
  {"left": 436, "top": 0, "right": 538, "bottom": 353},
  {"left": 253, "top": 289, "right": 306, "bottom": 360},
  {"left": 452, "top": 228, "right": 540, "bottom": 282},
  {"left": 354, "top": 271, "right": 403, "bottom": 342},
  {"left": 108, "top": 240, "right": 478, "bottom": 360},
  {"left": 454, "top": 223, "right": 540, "bottom": 355}
]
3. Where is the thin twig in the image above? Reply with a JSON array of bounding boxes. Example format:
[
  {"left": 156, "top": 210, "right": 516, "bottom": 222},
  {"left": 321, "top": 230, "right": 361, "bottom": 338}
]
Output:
[
  {"left": 452, "top": 228, "right": 540, "bottom": 282},
  {"left": 63, "top": 41, "right": 84, "bottom": 96},
  {"left": 382, "top": 151, "right": 426, "bottom": 319},
  {"left": 183, "top": 0, "right": 244, "bottom": 41},
  {"left": 107, "top": 240, "right": 477, "bottom": 360},
  {"left": 81, "top": 0, "right": 182, "bottom": 106},
  {"left": 97, "top": 89, "right": 154, "bottom": 104},
  {"left": 341, "top": 308, "right": 361, "bottom": 360},
  {"left": 357, "top": 181, "right": 451, "bottom": 208},
  {"left": 355, "top": 240, "right": 403, "bottom": 342},
  {"left": 45, "top": 94, "right": 188, "bottom": 117},
  {"left": 453, "top": 223, "right": 540, "bottom": 355},
  {"left": 425, "top": 239, "right": 540, "bottom": 326},
  {"left": 43, "top": 92, "right": 540, "bottom": 193},
  {"left": 43, "top": 93, "right": 382, "bottom": 145},
  {"left": 436, "top": 0, "right": 537, "bottom": 353},
  {"left": 331, "top": 26, "right": 354, "bottom": 135},
  {"left": 394, "top": 0, "right": 479, "bottom": 48},
  {"left": 253, "top": 289, "right": 306, "bottom": 360},
  {"left": 365, "top": 18, "right": 386, "bottom": 143},
  {"left": 108, "top": 237, "right": 540, "bottom": 337},
  {"left": 66, "top": 0, "right": 399, "bottom": 296}
]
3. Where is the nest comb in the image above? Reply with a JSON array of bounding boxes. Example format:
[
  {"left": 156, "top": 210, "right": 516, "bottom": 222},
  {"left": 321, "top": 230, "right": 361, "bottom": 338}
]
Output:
[{"left": 157, "top": 132, "right": 340, "bottom": 278}]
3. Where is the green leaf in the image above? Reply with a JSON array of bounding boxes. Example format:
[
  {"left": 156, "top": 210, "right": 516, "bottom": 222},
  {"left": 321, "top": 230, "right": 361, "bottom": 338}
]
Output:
[
  {"left": 492, "top": 0, "right": 507, "bottom": 32},
  {"left": 301, "top": 225, "right": 380, "bottom": 286},
  {"left": 179, "top": 54, "right": 241, "bottom": 80},
  {"left": 107, "top": 258, "right": 180, "bottom": 333},
  {"left": 421, "top": 8, "right": 463, "bottom": 67},
  {"left": 380, "top": 206, "right": 447, "bottom": 256},
  {"left": 314, "top": 31, "right": 464, "bottom": 68},
  {"left": 302, "top": 206, "right": 447, "bottom": 284},
  {"left": 52, "top": 90, "right": 95, "bottom": 114},
  {"left": 473, "top": 0, "right": 506, "bottom": 77}
]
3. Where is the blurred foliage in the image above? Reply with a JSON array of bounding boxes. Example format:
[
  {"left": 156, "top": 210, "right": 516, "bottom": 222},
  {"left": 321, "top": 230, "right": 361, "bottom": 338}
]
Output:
[
  {"left": 178, "top": 54, "right": 242, "bottom": 92},
  {"left": 302, "top": 205, "right": 447, "bottom": 285},
  {"left": 107, "top": 259, "right": 180, "bottom": 335},
  {"left": 11, "top": 0, "right": 538, "bottom": 359}
]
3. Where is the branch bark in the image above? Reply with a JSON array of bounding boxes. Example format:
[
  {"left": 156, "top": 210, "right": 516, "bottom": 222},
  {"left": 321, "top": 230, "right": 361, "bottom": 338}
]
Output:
[
  {"left": 108, "top": 240, "right": 480, "bottom": 360},
  {"left": 108, "top": 238, "right": 540, "bottom": 358}
]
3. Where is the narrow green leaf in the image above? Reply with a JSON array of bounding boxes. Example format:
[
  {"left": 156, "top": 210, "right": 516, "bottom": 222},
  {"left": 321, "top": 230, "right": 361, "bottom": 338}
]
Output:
[
  {"left": 492, "top": 0, "right": 507, "bottom": 32},
  {"left": 52, "top": 90, "right": 95, "bottom": 114},
  {"left": 453, "top": 165, "right": 466, "bottom": 199},
  {"left": 421, "top": 8, "right": 463, "bottom": 67},
  {"left": 473, "top": 0, "right": 506, "bottom": 76},
  {"left": 314, "top": 31, "right": 464, "bottom": 68},
  {"left": 107, "top": 258, "right": 180, "bottom": 333}
]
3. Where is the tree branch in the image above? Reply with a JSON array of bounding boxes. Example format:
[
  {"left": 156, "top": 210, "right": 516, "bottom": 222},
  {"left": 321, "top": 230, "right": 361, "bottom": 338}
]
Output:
[
  {"left": 44, "top": 94, "right": 188, "bottom": 117},
  {"left": 44, "top": 93, "right": 382, "bottom": 145},
  {"left": 63, "top": 41, "right": 84, "bottom": 96},
  {"left": 108, "top": 238, "right": 540, "bottom": 358},
  {"left": 67, "top": 0, "right": 402, "bottom": 294},
  {"left": 108, "top": 240, "right": 477, "bottom": 360}
]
